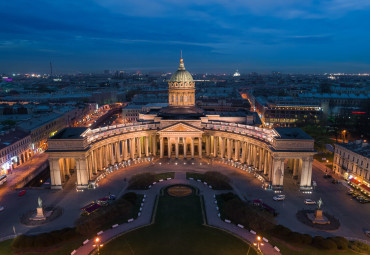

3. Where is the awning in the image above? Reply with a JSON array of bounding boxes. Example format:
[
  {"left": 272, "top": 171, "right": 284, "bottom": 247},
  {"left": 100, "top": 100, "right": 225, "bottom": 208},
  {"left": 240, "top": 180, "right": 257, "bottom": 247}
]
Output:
[{"left": 360, "top": 184, "right": 370, "bottom": 193}]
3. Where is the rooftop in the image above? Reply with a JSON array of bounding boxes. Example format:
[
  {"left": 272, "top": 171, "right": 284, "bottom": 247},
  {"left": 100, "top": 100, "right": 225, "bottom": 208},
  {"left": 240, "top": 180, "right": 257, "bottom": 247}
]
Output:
[
  {"left": 0, "top": 128, "right": 30, "bottom": 150},
  {"left": 50, "top": 127, "right": 88, "bottom": 139},
  {"left": 274, "top": 127, "right": 313, "bottom": 140},
  {"left": 336, "top": 142, "right": 370, "bottom": 158}
]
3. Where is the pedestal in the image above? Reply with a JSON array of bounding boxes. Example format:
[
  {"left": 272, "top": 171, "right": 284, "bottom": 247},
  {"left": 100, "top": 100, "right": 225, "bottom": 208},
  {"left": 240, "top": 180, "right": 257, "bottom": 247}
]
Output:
[{"left": 30, "top": 207, "right": 46, "bottom": 221}]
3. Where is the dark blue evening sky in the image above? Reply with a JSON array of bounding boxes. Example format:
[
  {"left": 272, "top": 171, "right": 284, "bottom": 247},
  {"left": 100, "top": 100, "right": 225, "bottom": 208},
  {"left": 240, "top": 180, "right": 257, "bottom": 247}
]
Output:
[{"left": 1, "top": 0, "right": 370, "bottom": 73}]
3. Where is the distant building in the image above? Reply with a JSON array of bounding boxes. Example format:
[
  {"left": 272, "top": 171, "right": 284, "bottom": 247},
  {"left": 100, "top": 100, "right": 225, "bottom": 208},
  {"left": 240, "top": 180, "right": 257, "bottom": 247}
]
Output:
[
  {"left": 253, "top": 96, "right": 322, "bottom": 127},
  {"left": 0, "top": 128, "right": 31, "bottom": 175},
  {"left": 334, "top": 141, "right": 370, "bottom": 195}
]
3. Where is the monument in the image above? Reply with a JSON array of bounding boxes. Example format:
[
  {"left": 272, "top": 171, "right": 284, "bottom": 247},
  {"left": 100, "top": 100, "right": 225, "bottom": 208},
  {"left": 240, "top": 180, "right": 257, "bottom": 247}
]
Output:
[
  {"left": 307, "top": 198, "right": 331, "bottom": 224},
  {"left": 29, "top": 197, "right": 51, "bottom": 221}
]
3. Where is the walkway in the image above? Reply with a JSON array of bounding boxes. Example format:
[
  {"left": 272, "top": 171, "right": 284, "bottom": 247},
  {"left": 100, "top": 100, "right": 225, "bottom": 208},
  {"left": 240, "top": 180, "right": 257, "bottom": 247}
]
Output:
[{"left": 73, "top": 172, "right": 280, "bottom": 255}]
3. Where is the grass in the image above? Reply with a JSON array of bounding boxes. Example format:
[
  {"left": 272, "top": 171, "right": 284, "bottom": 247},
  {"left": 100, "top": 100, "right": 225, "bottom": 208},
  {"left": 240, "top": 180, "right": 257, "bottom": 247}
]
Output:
[
  {"left": 186, "top": 172, "right": 204, "bottom": 181},
  {"left": 0, "top": 237, "right": 85, "bottom": 255},
  {"left": 154, "top": 172, "right": 175, "bottom": 181},
  {"left": 100, "top": 191, "right": 255, "bottom": 255}
]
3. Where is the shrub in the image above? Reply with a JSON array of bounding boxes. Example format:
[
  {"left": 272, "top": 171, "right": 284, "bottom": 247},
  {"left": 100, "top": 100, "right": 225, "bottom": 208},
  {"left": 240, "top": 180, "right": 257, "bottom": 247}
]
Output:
[
  {"left": 328, "top": 236, "right": 348, "bottom": 250},
  {"left": 219, "top": 192, "right": 236, "bottom": 202},
  {"left": 349, "top": 241, "right": 370, "bottom": 253},
  {"left": 301, "top": 234, "right": 313, "bottom": 245},
  {"left": 272, "top": 225, "right": 292, "bottom": 237},
  {"left": 204, "top": 171, "right": 231, "bottom": 190},
  {"left": 312, "top": 236, "right": 337, "bottom": 250},
  {"left": 12, "top": 228, "right": 77, "bottom": 249},
  {"left": 122, "top": 192, "right": 138, "bottom": 205},
  {"left": 128, "top": 173, "right": 155, "bottom": 189}
]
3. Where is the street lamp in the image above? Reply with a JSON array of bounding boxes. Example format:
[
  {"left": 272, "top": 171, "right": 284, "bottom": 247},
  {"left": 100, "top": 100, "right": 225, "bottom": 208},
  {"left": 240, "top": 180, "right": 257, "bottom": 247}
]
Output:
[
  {"left": 93, "top": 237, "right": 103, "bottom": 255},
  {"left": 253, "top": 236, "right": 264, "bottom": 252}
]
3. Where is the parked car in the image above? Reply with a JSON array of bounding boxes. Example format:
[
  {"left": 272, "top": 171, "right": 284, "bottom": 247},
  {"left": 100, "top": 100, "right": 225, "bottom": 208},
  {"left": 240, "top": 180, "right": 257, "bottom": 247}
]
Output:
[
  {"left": 273, "top": 194, "right": 286, "bottom": 201},
  {"left": 0, "top": 206, "right": 4, "bottom": 212},
  {"left": 331, "top": 179, "right": 340, "bottom": 184},
  {"left": 108, "top": 194, "right": 116, "bottom": 200},
  {"left": 323, "top": 174, "right": 332, "bottom": 179},
  {"left": 304, "top": 199, "right": 316, "bottom": 205},
  {"left": 347, "top": 190, "right": 354, "bottom": 195},
  {"left": 18, "top": 190, "right": 26, "bottom": 197}
]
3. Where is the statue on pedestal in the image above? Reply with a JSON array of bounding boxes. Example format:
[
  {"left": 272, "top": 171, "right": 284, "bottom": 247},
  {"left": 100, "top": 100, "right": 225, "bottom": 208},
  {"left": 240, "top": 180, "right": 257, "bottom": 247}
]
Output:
[{"left": 38, "top": 196, "right": 43, "bottom": 208}]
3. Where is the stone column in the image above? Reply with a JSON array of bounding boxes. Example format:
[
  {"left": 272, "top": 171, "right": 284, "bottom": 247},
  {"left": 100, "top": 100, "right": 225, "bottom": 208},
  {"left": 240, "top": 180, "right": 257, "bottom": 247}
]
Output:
[
  {"left": 160, "top": 137, "right": 164, "bottom": 158},
  {"left": 175, "top": 138, "right": 179, "bottom": 159},
  {"left": 49, "top": 158, "right": 62, "bottom": 189},
  {"left": 183, "top": 137, "right": 187, "bottom": 159},
  {"left": 152, "top": 135, "right": 157, "bottom": 156},
  {"left": 213, "top": 136, "right": 217, "bottom": 158},
  {"left": 130, "top": 138, "right": 135, "bottom": 159},
  {"left": 123, "top": 139, "right": 128, "bottom": 160},
  {"left": 221, "top": 137, "right": 225, "bottom": 158},
  {"left": 191, "top": 138, "right": 194, "bottom": 159},
  {"left": 241, "top": 142, "right": 246, "bottom": 163},
  {"left": 206, "top": 136, "right": 210, "bottom": 156},
  {"left": 168, "top": 138, "right": 172, "bottom": 158},
  {"left": 300, "top": 157, "right": 313, "bottom": 187},
  {"left": 110, "top": 143, "right": 114, "bottom": 165},
  {"left": 227, "top": 139, "right": 232, "bottom": 160},
  {"left": 272, "top": 158, "right": 284, "bottom": 186},
  {"left": 115, "top": 142, "right": 120, "bottom": 163},
  {"left": 234, "top": 140, "right": 239, "bottom": 161},
  {"left": 76, "top": 158, "right": 89, "bottom": 189},
  {"left": 259, "top": 148, "right": 263, "bottom": 171},
  {"left": 199, "top": 137, "right": 202, "bottom": 158},
  {"left": 264, "top": 151, "right": 269, "bottom": 175},
  {"left": 136, "top": 137, "right": 142, "bottom": 158},
  {"left": 145, "top": 136, "right": 149, "bottom": 157}
]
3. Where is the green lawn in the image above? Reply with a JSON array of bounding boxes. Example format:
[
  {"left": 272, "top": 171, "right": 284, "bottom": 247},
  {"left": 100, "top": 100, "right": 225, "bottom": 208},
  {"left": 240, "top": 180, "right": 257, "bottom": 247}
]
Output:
[
  {"left": 100, "top": 191, "right": 255, "bottom": 255},
  {"left": 154, "top": 172, "right": 175, "bottom": 181},
  {"left": 0, "top": 237, "right": 85, "bottom": 255}
]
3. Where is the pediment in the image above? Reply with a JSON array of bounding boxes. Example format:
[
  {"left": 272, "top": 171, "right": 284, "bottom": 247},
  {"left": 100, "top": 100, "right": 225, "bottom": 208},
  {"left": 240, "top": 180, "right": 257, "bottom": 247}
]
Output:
[{"left": 159, "top": 122, "right": 203, "bottom": 133}]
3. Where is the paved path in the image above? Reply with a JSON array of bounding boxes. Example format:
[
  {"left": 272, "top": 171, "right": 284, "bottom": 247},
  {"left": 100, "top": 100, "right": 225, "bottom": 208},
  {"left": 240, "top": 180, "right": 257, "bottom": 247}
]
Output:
[{"left": 74, "top": 173, "right": 280, "bottom": 255}]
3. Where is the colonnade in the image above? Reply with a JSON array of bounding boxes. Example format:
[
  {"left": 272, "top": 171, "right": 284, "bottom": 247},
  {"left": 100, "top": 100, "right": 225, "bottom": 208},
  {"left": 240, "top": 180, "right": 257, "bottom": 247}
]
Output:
[{"left": 48, "top": 131, "right": 313, "bottom": 190}]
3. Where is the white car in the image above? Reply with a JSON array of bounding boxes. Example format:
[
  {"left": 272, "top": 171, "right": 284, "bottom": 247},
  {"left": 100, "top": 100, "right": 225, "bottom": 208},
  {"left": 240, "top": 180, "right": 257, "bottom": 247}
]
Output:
[
  {"left": 273, "top": 195, "right": 286, "bottom": 201},
  {"left": 304, "top": 199, "right": 316, "bottom": 205},
  {"left": 0, "top": 206, "right": 4, "bottom": 212}
]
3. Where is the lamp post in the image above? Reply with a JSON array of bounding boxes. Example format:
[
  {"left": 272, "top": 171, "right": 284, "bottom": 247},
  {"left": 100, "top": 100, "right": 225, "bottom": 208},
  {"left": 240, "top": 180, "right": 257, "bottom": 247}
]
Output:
[
  {"left": 253, "top": 236, "right": 264, "bottom": 253},
  {"left": 93, "top": 237, "right": 103, "bottom": 255}
]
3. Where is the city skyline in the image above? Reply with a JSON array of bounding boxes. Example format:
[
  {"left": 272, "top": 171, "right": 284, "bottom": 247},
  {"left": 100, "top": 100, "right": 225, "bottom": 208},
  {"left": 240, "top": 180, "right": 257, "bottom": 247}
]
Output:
[{"left": 1, "top": 0, "right": 370, "bottom": 73}]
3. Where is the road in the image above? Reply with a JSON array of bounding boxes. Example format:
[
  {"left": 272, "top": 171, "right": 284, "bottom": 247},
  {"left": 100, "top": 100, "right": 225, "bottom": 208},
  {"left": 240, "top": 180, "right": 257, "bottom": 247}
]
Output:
[{"left": 0, "top": 158, "right": 369, "bottom": 246}]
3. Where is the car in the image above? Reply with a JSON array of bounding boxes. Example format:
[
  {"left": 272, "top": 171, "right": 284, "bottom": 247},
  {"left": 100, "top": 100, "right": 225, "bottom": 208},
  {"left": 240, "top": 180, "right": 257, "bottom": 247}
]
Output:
[
  {"left": 365, "top": 230, "right": 370, "bottom": 238},
  {"left": 323, "top": 174, "right": 332, "bottom": 179},
  {"left": 347, "top": 190, "right": 354, "bottom": 195},
  {"left": 18, "top": 190, "right": 26, "bottom": 197},
  {"left": 331, "top": 179, "right": 340, "bottom": 184},
  {"left": 0, "top": 206, "right": 4, "bottom": 212},
  {"left": 304, "top": 199, "right": 316, "bottom": 205},
  {"left": 108, "top": 194, "right": 116, "bottom": 200},
  {"left": 273, "top": 195, "right": 286, "bottom": 201}
]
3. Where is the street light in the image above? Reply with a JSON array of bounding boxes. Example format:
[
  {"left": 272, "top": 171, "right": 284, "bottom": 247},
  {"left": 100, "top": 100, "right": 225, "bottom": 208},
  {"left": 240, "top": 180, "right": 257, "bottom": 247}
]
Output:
[
  {"left": 253, "top": 236, "right": 264, "bottom": 252},
  {"left": 93, "top": 237, "right": 103, "bottom": 255}
]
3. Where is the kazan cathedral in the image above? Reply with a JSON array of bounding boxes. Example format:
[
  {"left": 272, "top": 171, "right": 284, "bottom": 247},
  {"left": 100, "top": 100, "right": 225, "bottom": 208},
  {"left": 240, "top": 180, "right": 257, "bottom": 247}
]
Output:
[{"left": 46, "top": 57, "right": 315, "bottom": 192}]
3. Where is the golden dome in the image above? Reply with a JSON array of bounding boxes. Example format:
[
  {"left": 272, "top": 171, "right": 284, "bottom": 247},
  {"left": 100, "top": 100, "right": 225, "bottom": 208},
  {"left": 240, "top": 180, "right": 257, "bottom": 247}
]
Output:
[{"left": 169, "top": 58, "right": 195, "bottom": 89}]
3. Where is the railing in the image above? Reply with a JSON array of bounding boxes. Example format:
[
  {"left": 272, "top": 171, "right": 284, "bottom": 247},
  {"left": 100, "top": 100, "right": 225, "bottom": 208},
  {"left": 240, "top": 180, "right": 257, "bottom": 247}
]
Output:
[
  {"left": 86, "top": 123, "right": 160, "bottom": 143},
  {"left": 85, "top": 121, "right": 277, "bottom": 145},
  {"left": 202, "top": 121, "right": 276, "bottom": 144}
]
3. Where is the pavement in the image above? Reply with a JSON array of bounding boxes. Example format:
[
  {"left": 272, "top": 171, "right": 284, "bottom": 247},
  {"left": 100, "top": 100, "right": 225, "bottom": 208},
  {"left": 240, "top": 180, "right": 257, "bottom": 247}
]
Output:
[
  {"left": 74, "top": 170, "right": 279, "bottom": 255},
  {"left": 0, "top": 157, "right": 369, "bottom": 251},
  {"left": 0, "top": 153, "right": 49, "bottom": 200}
]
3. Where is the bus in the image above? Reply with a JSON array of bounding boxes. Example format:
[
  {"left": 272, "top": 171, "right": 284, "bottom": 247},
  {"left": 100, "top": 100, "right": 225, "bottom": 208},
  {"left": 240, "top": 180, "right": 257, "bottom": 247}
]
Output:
[{"left": 0, "top": 175, "right": 7, "bottom": 185}]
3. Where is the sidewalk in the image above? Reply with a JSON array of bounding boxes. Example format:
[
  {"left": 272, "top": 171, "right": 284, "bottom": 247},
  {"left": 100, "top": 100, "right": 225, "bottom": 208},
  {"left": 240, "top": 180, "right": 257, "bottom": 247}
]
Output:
[
  {"left": 0, "top": 153, "right": 48, "bottom": 199},
  {"left": 74, "top": 174, "right": 280, "bottom": 255}
]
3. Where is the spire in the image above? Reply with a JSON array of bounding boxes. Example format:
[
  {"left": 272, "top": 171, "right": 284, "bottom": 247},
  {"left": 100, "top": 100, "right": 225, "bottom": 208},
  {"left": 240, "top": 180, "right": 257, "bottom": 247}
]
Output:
[{"left": 179, "top": 50, "right": 185, "bottom": 70}]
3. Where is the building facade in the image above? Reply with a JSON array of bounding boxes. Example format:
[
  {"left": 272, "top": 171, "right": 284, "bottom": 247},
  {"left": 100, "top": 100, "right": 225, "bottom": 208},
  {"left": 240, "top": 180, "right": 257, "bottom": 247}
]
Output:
[
  {"left": 333, "top": 142, "right": 370, "bottom": 195},
  {"left": 0, "top": 128, "right": 32, "bottom": 175},
  {"left": 47, "top": 58, "right": 315, "bottom": 191}
]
